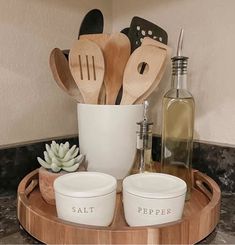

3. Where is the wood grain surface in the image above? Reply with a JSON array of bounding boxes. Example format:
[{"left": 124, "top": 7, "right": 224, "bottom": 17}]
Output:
[
  {"left": 103, "top": 33, "right": 130, "bottom": 105},
  {"left": 134, "top": 38, "right": 172, "bottom": 104},
  {"left": 49, "top": 48, "right": 84, "bottom": 103},
  {"left": 17, "top": 169, "right": 221, "bottom": 244},
  {"left": 79, "top": 34, "right": 110, "bottom": 104},
  {"left": 121, "top": 45, "right": 166, "bottom": 105},
  {"left": 69, "top": 39, "right": 104, "bottom": 104}
]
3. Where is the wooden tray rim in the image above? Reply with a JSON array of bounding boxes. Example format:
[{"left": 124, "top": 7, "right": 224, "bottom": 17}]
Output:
[{"left": 17, "top": 169, "right": 221, "bottom": 243}]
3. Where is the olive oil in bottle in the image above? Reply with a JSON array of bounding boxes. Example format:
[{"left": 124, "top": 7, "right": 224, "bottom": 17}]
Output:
[
  {"left": 131, "top": 101, "right": 156, "bottom": 174},
  {"left": 161, "top": 29, "right": 195, "bottom": 200}
]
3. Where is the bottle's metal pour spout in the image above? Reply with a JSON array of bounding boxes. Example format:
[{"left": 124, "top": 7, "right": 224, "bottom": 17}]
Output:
[
  {"left": 143, "top": 100, "right": 149, "bottom": 121},
  {"left": 177, "top": 29, "right": 184, "bottom": 57},
  {"left": 172, "top": 29, "right": 188, "bottom": 78},
  {"left": 137, "top": 100, "right": 153, "bottom": 135}
]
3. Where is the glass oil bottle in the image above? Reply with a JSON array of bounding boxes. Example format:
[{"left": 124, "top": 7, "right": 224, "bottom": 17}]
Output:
[
  {"left": 161, "top": 29, "right": 195, "bottom": 200},
  {"left": 130, "top": 101, "right": 156, "bottom": 174}
]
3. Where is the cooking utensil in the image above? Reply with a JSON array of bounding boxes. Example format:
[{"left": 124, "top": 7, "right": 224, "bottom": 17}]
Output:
[
  {"left": 79, "top": 33, "right": 110, "bottom": 50},
  {"left": 121, "top": 45, "right": 166, "bottom": 105},
  {"left": 103, "top": 33, "right": 130, "bottom": 105},
  {"left": 115, "top": 17, "right": 168, "bottom": 104},
  {"left": 142, "top": 36, "right": 170, "bottom": 50},
  {"left": 69, "top": 39, "right": 105, "bottom": 104},
  {"left": 115, "top": 28, "right": 131, "bottom": 105},
  {"left": 121, "top": 27, "right": 130, "bottom": 37},
  {"left": 78, "top": 9, "right": 103, "bottom": 37},
  {"left": 79, "top": 33, "right": 110, "bottom": 104},
  {"left": 63, "top": 9, "right": 104, "bottom": 59},
  {"left": 121, "top": 15, "right": 169, "bottom": 102},
  {"left": 115, "top": 87, "right": 123, "bottom": 105},
  {"left": 134, "top": 37, "right": 171, "bottom": 104},
  {"left": 49, "top": 48, "right": 84, "bottom": 103},
  {"left": 128, "top": 16, "right": 168, "bottom": 53},
  {"left": 134, "top": 57, "right": 167, "bottom": 104}
]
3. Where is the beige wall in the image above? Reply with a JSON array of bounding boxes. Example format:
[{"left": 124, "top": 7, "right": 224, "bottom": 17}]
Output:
[
  {"left": 0, "top": 0, "right": 112, "bottom": 147},
  {"left": 1, "top": 0, "right": 235, "bottom": 147},
  {"left": 113, "top": 0, "right": 235, "bottom": 146}
]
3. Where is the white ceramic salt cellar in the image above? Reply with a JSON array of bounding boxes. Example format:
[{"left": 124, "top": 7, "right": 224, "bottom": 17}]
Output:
[
  {"left": 54, "top": 172, "right": 117, "bottom": 226},
  {"left": 123, "top": 173, "right": 186, "bottom": 227}
]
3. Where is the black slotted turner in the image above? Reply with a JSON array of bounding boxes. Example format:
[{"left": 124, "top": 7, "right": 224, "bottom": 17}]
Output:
[{"left": 128, "top": 16, "right": 168, "bottom": 53}]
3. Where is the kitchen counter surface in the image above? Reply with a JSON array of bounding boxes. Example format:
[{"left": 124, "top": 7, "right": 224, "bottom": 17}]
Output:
[{"left": 0, "top": 191, "right": 234, "bottom": 244}]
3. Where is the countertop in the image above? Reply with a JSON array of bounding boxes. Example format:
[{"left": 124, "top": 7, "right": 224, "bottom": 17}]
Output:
[{"left": 0, "top": 192, "right": 234, "bottom": 244}]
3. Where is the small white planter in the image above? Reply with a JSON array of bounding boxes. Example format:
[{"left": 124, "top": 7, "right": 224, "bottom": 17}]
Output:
[
  {"left": 77, "top": 104, "right": 144, "bottom": 180},
  {"left": 54, "top": 172, "right": 117, "bottom": 227},
  {"left": 123, "top": 173, "right": 186, "bottom": 227}
]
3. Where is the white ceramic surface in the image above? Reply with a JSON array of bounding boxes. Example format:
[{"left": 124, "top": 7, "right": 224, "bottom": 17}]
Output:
[
  {"left": 77, "top": 104, "right": 144, "bottom": 179},
  {"left": 54, "top": 172, "right": 117, "bottom": 227},
  {"left": 123, "top": 173, "right": 186, "bottom": 227}
]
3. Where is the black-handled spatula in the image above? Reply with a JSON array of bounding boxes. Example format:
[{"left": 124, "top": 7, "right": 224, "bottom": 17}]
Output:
[{"left": 63, "top": 9, "right": 104, "bottom": 59}]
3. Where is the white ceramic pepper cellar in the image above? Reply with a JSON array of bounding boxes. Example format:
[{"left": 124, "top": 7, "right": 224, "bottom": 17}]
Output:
[{"left": 123, "top": 173, "right": 186, "bottom": 227}]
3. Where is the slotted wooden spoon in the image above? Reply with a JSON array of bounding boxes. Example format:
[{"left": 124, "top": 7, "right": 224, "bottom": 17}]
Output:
[
  {"left": 121, "top": 45, "right": 166, "bottom": 105},
  {"left": 134, "top": 37, "right": 171, "bottom": 104},
  {"left": 79, "top": 33, "right": 110, "bottom": 104},
  {"left": 49, "top": 48, "right": 84, "bottom": 103},
  {"left": 69, "top": 39, "right": 105, "bottom": 104},
  {"left": 103, "top": 33, "right": 130, "bottom": 104}
]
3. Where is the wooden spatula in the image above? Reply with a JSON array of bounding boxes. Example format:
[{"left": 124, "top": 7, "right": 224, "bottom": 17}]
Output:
[
  {"left": 134, "top": 37, "right": 172, "bottom": 104},
  {"left": 103, "top": 33, "right": 130, "bottom": 104},
  {"left": 121, "top": 45, "right": 166, "bottom": 105},
  {"left": 69, "top": 39, "right": 105, "bottom": 104},
  {"left": 79, "top": 33, "right": 110, "bottom": 104},
  {"left": 142, "top": 36, "right": 170, "bottom": 50},
  {"left": 79, "top": 33, "right": 110, "bottom": 50},
  {"left": 49, "top": 48, "right": 84, "bottom": 103}
]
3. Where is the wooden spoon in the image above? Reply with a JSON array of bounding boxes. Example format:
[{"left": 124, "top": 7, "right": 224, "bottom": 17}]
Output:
[
  {"left": 79, "top": 33, "right": 110, "bottom": 50},
  {"left": 121, "top": 45, "right": 166, "bottom": 105},
  {"left": 49, "top": 48, "right": 84, "bottom": 103},
  {"left": 103, "top": 33, "right": 130, "bottom": 104},
  {"left": 79, "top": 33, "right": 110, "bottom": 104},
  {"left": 69, "top": 39, "right": 105, "bottom": 104},
  {"left": 134, "top": 37, "right": 171, "bottom": 104}
]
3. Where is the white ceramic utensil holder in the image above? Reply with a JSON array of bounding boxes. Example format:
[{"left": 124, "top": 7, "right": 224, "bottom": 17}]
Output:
[{"left": 77, "top": 104, "right": 144, "bottom": 180}]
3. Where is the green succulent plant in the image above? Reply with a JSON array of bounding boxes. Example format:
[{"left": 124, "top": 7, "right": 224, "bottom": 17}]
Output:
[{"left": 37, "top": 141, "right": 84, "bottom": 172}]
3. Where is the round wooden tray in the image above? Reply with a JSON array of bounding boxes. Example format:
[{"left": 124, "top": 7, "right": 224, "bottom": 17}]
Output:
[{"left": 17, "top": 169, "right": 221, "bottom": 244}]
